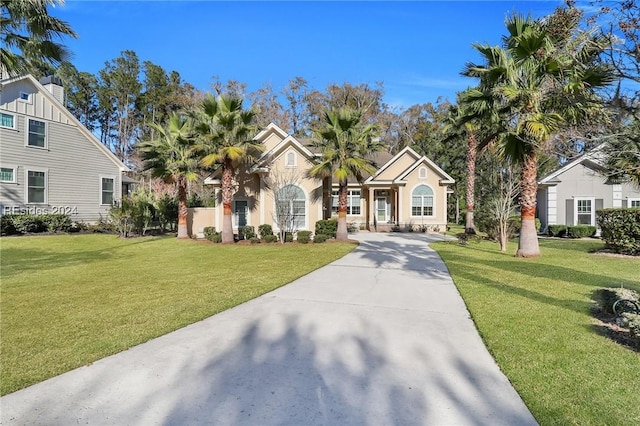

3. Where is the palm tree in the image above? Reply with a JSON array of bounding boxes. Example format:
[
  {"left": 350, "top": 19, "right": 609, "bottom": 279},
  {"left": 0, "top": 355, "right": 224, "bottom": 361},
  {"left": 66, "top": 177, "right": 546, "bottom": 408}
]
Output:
[
  {"left": 1, "top": 0, "right": 77, "bottom": 78},
  {"left": 138, "top": 113, "right": 198, "bottom": 239},
  {"left": 462, "top": 9, "right": 614, "bottom": 257},
  {"left": 310, "top": 107, "right": 381, "bottom": 241},
  {"left": 195, "top": 94, "right": 260, "bottom": 244}
]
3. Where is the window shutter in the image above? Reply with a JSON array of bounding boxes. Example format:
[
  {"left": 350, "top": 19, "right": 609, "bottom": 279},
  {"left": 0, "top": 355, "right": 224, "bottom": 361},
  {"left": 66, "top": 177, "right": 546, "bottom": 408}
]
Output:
[
  {"left": 595, "top": 198, "right": 604, "bottom": 212},
  {"left": 565, "top": 199, "right": 574, "bottom": 226},
  {"left": 622, "top": 199, "right": 628, "bottom": 208}
]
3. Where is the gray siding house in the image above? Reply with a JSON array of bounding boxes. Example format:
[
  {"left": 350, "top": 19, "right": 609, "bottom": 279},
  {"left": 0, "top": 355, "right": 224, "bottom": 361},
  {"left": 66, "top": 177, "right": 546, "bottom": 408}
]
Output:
[
  {"left": 0, "top": 74, "right": 128, "bottom": 223},
  {"left": 537, "top": 146, "right": 640, "bottom": 232}
]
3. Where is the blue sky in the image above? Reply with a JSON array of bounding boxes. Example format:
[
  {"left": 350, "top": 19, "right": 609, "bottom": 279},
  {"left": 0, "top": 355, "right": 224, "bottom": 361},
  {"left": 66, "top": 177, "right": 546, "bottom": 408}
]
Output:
[{"left": 52, "top": 1, "right": 566, "bottom": 108}]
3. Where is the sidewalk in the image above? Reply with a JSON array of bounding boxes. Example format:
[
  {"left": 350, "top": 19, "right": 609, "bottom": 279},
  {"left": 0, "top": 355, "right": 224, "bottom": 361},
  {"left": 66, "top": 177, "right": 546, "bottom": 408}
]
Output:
[{"left": 1, "top": 232, "right": 538, "bottom": 425}]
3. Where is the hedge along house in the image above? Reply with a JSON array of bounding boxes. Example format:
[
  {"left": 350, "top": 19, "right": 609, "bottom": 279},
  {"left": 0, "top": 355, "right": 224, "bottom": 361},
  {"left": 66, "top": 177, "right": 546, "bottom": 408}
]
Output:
[
  {"left": 536, "top": 145, "right": 640, "bottom": 233},
  {"left": 188, "top": 123, "right": 455, "bottom": 238},
  {"left": 0, "top": 74, "right": 129, "bottom": 223}
]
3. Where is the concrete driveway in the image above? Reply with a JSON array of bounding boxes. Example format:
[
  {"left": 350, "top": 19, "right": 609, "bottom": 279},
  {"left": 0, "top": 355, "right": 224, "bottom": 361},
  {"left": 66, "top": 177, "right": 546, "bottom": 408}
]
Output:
[{"left": 1, "top": 232, "right": 538, "bottom": 425}]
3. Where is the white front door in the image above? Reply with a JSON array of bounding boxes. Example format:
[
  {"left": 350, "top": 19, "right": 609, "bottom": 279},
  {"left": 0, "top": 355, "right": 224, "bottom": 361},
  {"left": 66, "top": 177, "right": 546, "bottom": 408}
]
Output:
[{"left": 376, "top": 196, "right": 388, "bottom": 222}]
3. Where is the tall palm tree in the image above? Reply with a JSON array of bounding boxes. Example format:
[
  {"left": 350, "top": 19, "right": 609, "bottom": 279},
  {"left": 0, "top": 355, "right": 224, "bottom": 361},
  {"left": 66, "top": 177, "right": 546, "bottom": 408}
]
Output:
[
  {"left": 1, "top": 0, "right": 77, "bottom": 78},
  {"left": 462, "top": 10, "right": 614, "bottom": 257},
  {"left": 138, "top": 113, "right": 198, "bottom": 239},
  {"left": 310, "top": 107, "right": 381, "bottom": 241},
  {"left": 195, "top": 94, "right": 260, "bottom": 244}
]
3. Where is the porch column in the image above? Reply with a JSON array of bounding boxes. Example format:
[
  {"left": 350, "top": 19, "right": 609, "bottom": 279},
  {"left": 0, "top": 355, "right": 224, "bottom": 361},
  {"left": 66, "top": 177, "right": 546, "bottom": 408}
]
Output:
[
  {"left": 369, "top": 187, "right": 375, "bottom": 230},
  {"left": 398, "top": 186, "right": 403, "bottom": 225},
  {"left": 259, "top": 176, "right": 266, "bottom": 225}
]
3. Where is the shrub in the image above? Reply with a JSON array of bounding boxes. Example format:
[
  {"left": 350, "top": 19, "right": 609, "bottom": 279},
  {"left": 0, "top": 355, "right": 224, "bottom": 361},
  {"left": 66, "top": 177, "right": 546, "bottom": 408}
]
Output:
[
  {"left": 241, "top": 226, "right": 255, "bottom": 240},
  {"left": 314, "top": 234, "right": 328, "bottom": 243},
  {"left": 258, "top": 224, "right": 273, "bottom": 238},
  {"left": 204, "top": 226, "right": 222, "bottom": 243},
  {"left": 41, "top": 214, "right": 72, "bottom": 232},
  {"left": 297, "top": 230, "right": 312, "bottom": 244},
  {"left": 566, "top": 225, "right": 596, "bottom": 238},
  {"left": 509, "top": 215, "right": 542, "bottom": 234},
  {"left": 403, "top": 222, "right": 414, "bottom": 232},
  {"left": 284, "top": 232, "right": 294, "bottom": 243},
  {"left": 391, "top": 225, "right": 401, "bottom": 232},
  {"left": 263, "top": 234, "right": 278, "bottom": 243},
  {"left": 315, "top": 220, "right": 337, "bottom": 238},
  {"left": 594, "top": 287, "right": 640, "bottom": 315},
  {"left": 249, "top": 237, "right": 260, "bottom": 244},
  {"left": 88, "top": 215, "right": 117, "bottom": 233},
  {"left": 155, "top": 194, "right": 178, "bottom": 231},
  {"left": 11, "top": 214, "right": 47, "bottom": 234},
  {"left": 620, "top": 313, "right": 640, "bottom": 346},
  {"left": 347, "top": 222, "right": 359, "bottom": 233},
  {"left": 548, "top": 225, "right": 567, "bottom": 237},
  {"left": 1, "top": 214, "right": 19, "bottom": 235},
  {"left": 597, "top": 208, "right": 640, "bottom": 255}
]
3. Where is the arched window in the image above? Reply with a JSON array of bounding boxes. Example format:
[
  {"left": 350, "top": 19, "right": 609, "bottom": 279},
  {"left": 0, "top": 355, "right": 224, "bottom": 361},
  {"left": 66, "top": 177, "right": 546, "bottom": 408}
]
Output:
[
  {"left": 285, "top": 151, "right": 296, "bottom": 167},
  {"left": 411, "top": 185, "right": 434, "bottom": 216},
  {"left": 276, "top": 185, "right": 306, "bottom": 229},
  {"left": 418, "top": 167, "right": 427, "bottom": 179}
]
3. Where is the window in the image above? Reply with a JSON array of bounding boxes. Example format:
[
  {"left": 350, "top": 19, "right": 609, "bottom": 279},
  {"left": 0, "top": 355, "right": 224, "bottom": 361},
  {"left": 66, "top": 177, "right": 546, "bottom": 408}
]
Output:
[
  {"left": 285, "top": 151, "right": 296, "bottom": 168},
  {"left": 0, "top": 113, "right": 14, "bottom": 129},
  {"left": 575, "top": 198, "right": 594, "bottom": 225},
  {"left": 27, "top": 170, "right": 46, "bottom": 203},
  {"left": 629, "top": 198, "right": 640, "bottom": 208},
  {"left": 27, "top": 119, "right": 46, "bottom": 148},
  {"left": 0, "top": 167, "right": 16, "bottom": 183},
  {"left": 234, "top": 200, "right": 248, "bottom": 228},
  {"left": 418, "top": 167, "right": 427, "bottom": 179},
  {"left": 331, "top": 190, "right": 361, "bottom": 215},
  {"left": 411, "top": 185, "right": 434, "bottom": 216},
  {"left": 19, "top": 92, "right": 30, "bottom": 102},
  {"left": 276, "top": 185, "right": 305, "bottom": 229},
  {"left": 101, "top": 177, "right": 114, "bottom": 205}
]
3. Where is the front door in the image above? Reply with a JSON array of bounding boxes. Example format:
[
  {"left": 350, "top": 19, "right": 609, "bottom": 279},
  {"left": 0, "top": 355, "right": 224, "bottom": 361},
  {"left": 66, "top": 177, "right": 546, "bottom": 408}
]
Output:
[{"left": 376, "top": 196, "right": 388, "bottom": 222}]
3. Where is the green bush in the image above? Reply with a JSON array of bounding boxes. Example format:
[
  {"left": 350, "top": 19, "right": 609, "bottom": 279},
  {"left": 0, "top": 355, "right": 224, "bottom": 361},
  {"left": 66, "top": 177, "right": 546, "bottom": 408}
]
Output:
[
  {"left": 313, "top": 234, "right": 328, "bottom": 243},
  {"left": 263, "top": 234, "right": 278, "bottom": 243},
  {"left": 547, "top": 225, "right": 567, "bottom": 237},
  {"left": 620, "top": 313, "right": 640, "bottom": 346},
  {"left": 155, "top": 194, "right": 178, "bottom": 231},
  {"left": 597, "top": 208, "right": 640, "bottom": 255},
  {"left": 41, "top": 214, "right": 72, "bottom": 232},
  {"left": 258, "top": 224, "right": 273, "bottom": 238},
  {"left": 315, "top": 220, "right": 337, "bottom": 238},
  {"left": 11, "top": 214, "right": 47, "bottom": 234},
  {"left": 203, "top": 226, "right": 222, "bottom": 243},
  {"left": 1, "top": 214, "right": 18, "bottom": 235},
  {"left": 241, "top": 226, "right": 255, "bottom": 239},
  {"left": 297, "top": 230, "right": 312, "bottom": 244},
  {"left": 566, "top": 225, "right": 596, "bottom": 238},
  {"left": 284, "top": 232, "right": 294, "bottom": 243},
  {"left": 249, "top": 237, "right": 260, "bottom": 244},
  {"left": 594, "top": 287, "right": 640, "bottom": 315}
]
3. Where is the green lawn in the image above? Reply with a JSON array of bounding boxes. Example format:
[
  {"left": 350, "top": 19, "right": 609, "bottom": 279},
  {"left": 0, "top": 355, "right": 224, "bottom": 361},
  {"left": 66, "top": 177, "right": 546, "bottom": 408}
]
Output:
[
  {"left": 0, "top": 234, "right": 356, "bottom": 395},
  {"left": 432, "top": 238, "right": 640, "bottom": 426}
]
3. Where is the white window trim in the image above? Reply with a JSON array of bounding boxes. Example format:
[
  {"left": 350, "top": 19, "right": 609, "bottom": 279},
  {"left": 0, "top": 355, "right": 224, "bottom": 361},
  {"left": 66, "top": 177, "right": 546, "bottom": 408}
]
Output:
[
  {"left": 0, "top": 165, "right": 18, "bottom": 184},
  {"left": 574, "top": 196, "right": 596, "bottom": 226},
  {"left": 99, "top": 175, "right": 116, "bottom": 206},
  {"left": 19, "top": 92, "right": 32, "bottom": 103},
  {"left": 24, "top": 168, "right": 48, "bottom": 205},
  {"left": 418, "top": 166, "right": 428, "bottom": 179},
  {"left": 233, "top": 199, "right": 250, "bottom": 229},
  {"left": 0, "top": 112, "right": 16, "bottom": 130},
  {"left": 285, "top": 150, "right": 297, "bottom": 168},
  {"left": 331, "top": 189, "right": 362, "bottom": 216},
  {"left": 628, "top": 197, "right": 640, "bottom": 208},
  {"left": 273, "top": 185, "right": 308, "bottom": 231},
  {"left": 410, "top": 184, "right": 436, "bottom": 218},
  {"left": 25, "top": 118, "right": 48, "bottom": 149}
]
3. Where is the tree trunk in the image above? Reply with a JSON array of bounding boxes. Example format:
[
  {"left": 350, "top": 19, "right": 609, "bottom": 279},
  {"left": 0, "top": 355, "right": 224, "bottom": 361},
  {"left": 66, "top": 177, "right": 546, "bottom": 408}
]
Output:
[
  {"left": 221, "top": 160, "right": 235, "bottom": 244},
  {"left": 465, "top": 131, "right": 477, "bottom": 234},
  {"left": 336, "top": 182, "right": 348, "bottom": 241},
  {"left": 176, "top": 177, "right": 189, "bottom": 239},
  {"left": 516, "top": 152, "right": 540, "bottom": 258}
]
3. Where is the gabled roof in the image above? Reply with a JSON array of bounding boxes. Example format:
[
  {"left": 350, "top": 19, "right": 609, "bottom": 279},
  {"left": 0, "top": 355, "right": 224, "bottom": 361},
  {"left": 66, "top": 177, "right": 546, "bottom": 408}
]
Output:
[
  {"left": 396, "top": 156, "right": 455, "bottom": 184},
  {"left": 538, "top": 144, "right": 606, "bottom": 185},
  {"left": 1, "top": 74, "right": 129, "bottom": 172},
  {"left": 365, "top": 146, "right": 421, "bottom": 183},
  {"left": 253, "top": 122, "right": 289, "bottom": 143}
]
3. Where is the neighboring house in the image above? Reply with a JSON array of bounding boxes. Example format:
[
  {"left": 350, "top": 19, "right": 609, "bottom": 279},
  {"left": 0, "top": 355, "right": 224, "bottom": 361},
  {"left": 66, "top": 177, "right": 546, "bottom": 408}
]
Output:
[
  {"left": 189, "top": 123, "right": 455, "bottom": 237},
  {"left": 0, "top": 74, "right": 129, "bottom": 223},
  {"left": 537, "top": 145, "right": 640, "bottom": 232}
]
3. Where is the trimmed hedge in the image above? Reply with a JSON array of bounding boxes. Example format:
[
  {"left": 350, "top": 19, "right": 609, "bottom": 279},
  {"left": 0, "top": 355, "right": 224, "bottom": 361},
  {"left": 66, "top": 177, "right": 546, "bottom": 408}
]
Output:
[
  {"left": 313, "top": 234, "right": 328, "bottom": 243},
  {"left": 258, "top": 224, "right": 273, "bottom": 238},
  {"left": 548, "top": 225, "right": 567, "bottom": 237},
  {"left": 315, "top": 220, "right": 337, "bottom": 238},
  {"left": 1, "top": 214, "right": 72, "bottom": 235},
  {"left": 567, "top": 225, "right": 597, "bottom": 238},
  {"left": 203, "top": 226, "right": 222, "bottom": 243},
  {"left": 297, "top": 230, "right": 312, "bottom": 244},
  {"left": 263, "top": 234, "right": 278, "bottom": 243},
  {"left": 597, "top": 209, "right": 640, "bottom": 255}
]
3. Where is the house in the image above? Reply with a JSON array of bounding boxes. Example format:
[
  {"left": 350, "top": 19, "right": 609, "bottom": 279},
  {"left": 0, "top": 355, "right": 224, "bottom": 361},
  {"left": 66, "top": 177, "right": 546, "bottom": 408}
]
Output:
[
  {"left": 537, "top": 145, "right": 640, "bottom": 232},
  {"left": 0, "top": 74, "right": 129, "bottom": 223},
  {"left": 188, "top": 123, "right": 455, "bottom": 237}
]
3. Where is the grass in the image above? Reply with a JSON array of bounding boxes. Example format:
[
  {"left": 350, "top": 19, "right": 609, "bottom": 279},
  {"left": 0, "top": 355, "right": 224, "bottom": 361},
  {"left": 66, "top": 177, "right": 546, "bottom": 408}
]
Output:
[
  {"left": 0, "top": 234, "right": 356, "bottom": 395},
  {"left": 432, "top": 237, "right": 640, "bottom": 426}
]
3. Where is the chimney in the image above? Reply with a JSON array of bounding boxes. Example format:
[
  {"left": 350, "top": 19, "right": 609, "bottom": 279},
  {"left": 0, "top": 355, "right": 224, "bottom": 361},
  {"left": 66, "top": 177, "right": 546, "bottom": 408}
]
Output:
[{"left": 39, "top": 75, "right": 65, "bottom": 104}]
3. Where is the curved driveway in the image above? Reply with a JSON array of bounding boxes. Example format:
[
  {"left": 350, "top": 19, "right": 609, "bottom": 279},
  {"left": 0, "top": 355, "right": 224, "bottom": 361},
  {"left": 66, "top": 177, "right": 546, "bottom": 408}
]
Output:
[{"left": 1, "top": 232, "right": 537, "bottom": 425}]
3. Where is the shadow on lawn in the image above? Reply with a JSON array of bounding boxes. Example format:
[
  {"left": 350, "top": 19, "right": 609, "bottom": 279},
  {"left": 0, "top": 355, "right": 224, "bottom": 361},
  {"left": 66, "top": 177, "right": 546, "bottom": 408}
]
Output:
[{"left": 0, "top": 237, "right": 164, "bottom": 279}]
